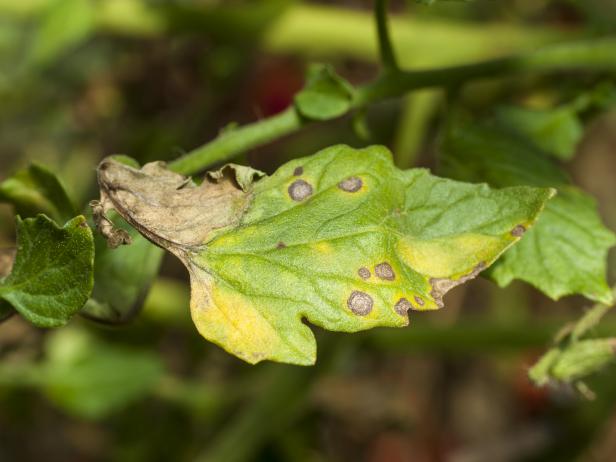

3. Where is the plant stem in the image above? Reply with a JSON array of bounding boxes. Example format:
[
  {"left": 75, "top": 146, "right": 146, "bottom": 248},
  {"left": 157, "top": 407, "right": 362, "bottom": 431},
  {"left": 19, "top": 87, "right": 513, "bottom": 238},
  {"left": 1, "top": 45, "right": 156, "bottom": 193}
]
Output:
[
  {"left": 375, "top": 0, "right": 398, "bottom": 71},
  {"left": 168, "top": 107, "right": 302, "bottom": 175},
  {"left": 169, "top": 37, "right": 616, "bottom": 175},
  {"left": 354, "top": 38, "right": 616, "bottom": 105},
  {"left": 570, "top": 286, "right": 616, "bottom": 342}
]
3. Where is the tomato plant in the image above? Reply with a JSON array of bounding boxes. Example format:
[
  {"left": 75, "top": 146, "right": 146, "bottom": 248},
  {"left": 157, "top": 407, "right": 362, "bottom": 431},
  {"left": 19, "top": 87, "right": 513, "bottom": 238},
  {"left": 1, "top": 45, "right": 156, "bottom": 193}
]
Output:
[{"left": 1, "top": 1, "right": 616, "bottom": 460}]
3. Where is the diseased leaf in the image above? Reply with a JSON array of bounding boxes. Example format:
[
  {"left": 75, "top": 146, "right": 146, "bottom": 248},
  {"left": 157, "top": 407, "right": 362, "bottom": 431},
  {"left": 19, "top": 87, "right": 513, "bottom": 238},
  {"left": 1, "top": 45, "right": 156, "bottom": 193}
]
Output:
[
  {"left": 294, "top": 64, "right": 355, "bottom": 121},
  {"left": 440, "top": 122, "right": 615, "bottom": 304},
  {"left": 495, "top": 105, "right": 584, "bottom": 160},
  {"left": 0, "top": 215, "right": 94, "bottom": 327},
  {"left": 0, "top": 163, "right": 77, "bottom": 222},
  {"left": 94, "top": 145, "right": 553, "bottom": 365},
  {"left": 78, "top": 155, "right": 165, "bottom": 323}
]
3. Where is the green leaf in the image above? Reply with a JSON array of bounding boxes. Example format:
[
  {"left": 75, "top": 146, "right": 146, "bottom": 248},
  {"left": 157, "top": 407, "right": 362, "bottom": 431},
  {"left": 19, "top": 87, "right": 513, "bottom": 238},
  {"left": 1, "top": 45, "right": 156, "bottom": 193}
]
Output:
[
  {"left": 440, "top": 122, "right": 615, "bottom": 304},
  {"left": 0, "top": 163, "right": 77, "bottom": 222},
  {"left": 495, "top": 105, "right": 584, "bottom": 161},
  {"left": 0, "top": 248, "right": 16, "bottom": 322},
  {"left": 81, "top": 212, "right": 164, "bottom": 324},
  {"left": 95, "top": 146, "right": 552, "bottom": 365},
  {"left": 529, "top": 339, "right": 616, "bottom": 385},
  {"left": 41, "top": 328, "right": 164, "bottom": 419},
  {"left": 294, "top": 64, "right": 355, "bottom": 121},
  {"left": 0, "top": 215, "right": 94, "bottom": 327},
  {"left": 27, "top": 0, "right": 96, "bottom": 68}
]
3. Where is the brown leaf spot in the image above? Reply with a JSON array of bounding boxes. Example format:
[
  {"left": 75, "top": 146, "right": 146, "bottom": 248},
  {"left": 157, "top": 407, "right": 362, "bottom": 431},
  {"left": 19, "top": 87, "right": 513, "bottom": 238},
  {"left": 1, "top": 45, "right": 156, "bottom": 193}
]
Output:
[
  {"left": 293, "top": 166, "right": 304, "bottom": 176},
  {"left": 429, "top": 261, "right": 486, "bottom": 308},
  {"left": 338, "top": 176, "right": 363, "bottom": 193},
  {"left": 347, "top": 291, "right": 373, "bottom": 316},
  {"left": 288, "top": 180, "right": 313, "bottom": 202},
  {"left": 276, "top": 241, "right": 287, "bottom": 249},
  {"left": 414, "top": 296, "right": 425, "bottom": 307},
  {"left": 375, "top": 262, "right": 395, "bottom": 281},
  {"left": 358, "top": 267, "right": 371, "bottom": 280},
  {"left": 511, "top": 224, "right": 526, "bottom": 237},
  {"left": 394, "top": 298, "right": 413, "bottom": 316}
]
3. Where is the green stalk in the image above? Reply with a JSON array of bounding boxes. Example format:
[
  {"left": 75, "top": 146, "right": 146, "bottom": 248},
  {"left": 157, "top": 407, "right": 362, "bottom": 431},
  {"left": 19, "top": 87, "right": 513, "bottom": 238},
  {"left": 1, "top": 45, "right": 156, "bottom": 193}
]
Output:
[
  {"left": 354, "top": 38, "right": 616, "bottom": 105},
  {"left": 170, "top": 38, "right": 616, "bottom": 175},
  {"left": 168, "top": 107, "right": 301, "bottom": 175},
  {"left": 375, "top": 0, "right": 398, "bottom": 71}
]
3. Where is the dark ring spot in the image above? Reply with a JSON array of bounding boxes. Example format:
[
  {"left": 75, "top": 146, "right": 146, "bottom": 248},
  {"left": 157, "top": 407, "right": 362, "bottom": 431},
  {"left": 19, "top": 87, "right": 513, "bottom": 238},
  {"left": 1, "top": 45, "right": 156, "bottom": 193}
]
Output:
[
  {"left": 413, "top": 295, "right": 425, "bottom": 307},
  {"left": 293, "top": 166, "right": 304, "bottom": 176},
  {"left": 288, "top": 179, "right": 313, "bottom": 201},
  {"left": 338, "top": 176, "right": 363, "bottom": 193},
  {"left": 347, "top": 291, "right": 373, "bottom": 316},
  {"left": 276, "top": 242, "right": 287, "bottom": 249},
  {"left": 358, "top": 267, "right": 371, "bottom": 280},
  {"left": 375, "top": 262, "right": 395, "bottom": 281},
  {"left": 511, "top": 224, "right": 526, "bottom": 237},
  {"left": 394, "top": 298, "right": 413, "bottom": 316}
]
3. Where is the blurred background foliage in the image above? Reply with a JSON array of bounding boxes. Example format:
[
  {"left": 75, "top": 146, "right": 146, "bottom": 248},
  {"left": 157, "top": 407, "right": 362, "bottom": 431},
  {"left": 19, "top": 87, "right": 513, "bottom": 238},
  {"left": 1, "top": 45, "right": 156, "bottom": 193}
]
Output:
[{"left": 1, "top": 0, "right": 616, "bottom": 461}]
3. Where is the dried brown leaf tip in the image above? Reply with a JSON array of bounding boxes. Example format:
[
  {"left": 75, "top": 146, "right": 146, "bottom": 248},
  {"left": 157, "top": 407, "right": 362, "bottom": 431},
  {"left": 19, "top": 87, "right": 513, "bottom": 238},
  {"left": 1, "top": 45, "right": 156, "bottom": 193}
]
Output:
[
  {"left": 90, "top": 198, "right": 132, "bottom": 248},
  {"left": 430, "top": 262, "right": 486, "bottom": 308},
  {"left": 93, "top": 158, "right": 262, "bottom": 252}
]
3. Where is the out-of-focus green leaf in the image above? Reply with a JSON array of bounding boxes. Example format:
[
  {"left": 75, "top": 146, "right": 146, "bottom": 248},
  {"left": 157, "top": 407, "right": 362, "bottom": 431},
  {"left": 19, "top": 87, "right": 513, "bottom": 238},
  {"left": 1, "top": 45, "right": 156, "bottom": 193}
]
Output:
[
  {"left": 27, "top": 0, "right": 96, "bottom": 68},
  {"left": 0, "top": 248, "right": 15, "bottom": 322},
  {"left": 0, "top": 163, "right": 77, "bottom": 222},
  {"left": 294, "top": 64, "right": 355, "bottom": 120},
  {"left": 0, "top": 215, "right": 94, "bottom": 327},
  {"left": 529, "top": 339, "right": 616, "bottom": 386},
  {"left": 95, "top": 145, "right": 553, "bottom": 365},
  {"left": 495, "top": 105, "right": 584, "bottom": 160},
  {"left": 81, "top": 212, "right": 164, "bottom": 324},
  {"left": 494, "top": 82, "right": 616, "bottom": 161},
  {"left": 41, "top": 328, "right": 164, "bottom": 419},
  {"left": 440, "top": 122, "right": 615, "bottom": 304}
]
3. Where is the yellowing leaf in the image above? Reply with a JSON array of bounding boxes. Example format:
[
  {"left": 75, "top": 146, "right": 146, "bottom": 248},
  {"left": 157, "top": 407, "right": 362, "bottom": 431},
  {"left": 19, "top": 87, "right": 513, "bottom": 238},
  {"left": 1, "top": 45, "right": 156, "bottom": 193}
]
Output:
[
  {"left": 440, "top": 122, "right": 616, "bottom": 304},
  {"left": 94, "top": 145, "right": 553, "bottom": 365}
]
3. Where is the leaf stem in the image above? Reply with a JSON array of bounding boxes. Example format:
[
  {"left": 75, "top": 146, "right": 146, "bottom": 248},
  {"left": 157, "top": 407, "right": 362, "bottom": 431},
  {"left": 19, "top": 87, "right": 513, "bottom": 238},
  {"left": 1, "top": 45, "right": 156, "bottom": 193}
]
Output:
[
  {"left": 571, "top": 286, "right": 616, "bottom": 342},
  {"left": 169, "top": 37, "right": 616, "bottom": 175},
  {"left": 375, "top": 0, "right": 398, "bottom": 71},
  {"left": 168, "top": 107, "right": 302, "bottom": 175}
]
